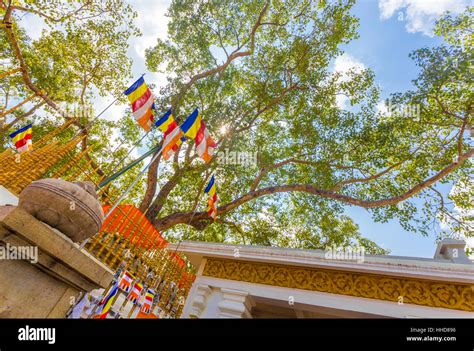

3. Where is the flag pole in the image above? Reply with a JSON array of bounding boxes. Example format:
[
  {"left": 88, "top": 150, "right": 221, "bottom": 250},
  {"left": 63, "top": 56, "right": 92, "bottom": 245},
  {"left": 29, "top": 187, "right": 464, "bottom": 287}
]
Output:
[
  {"left": 79, "top": 144, "right": 163, "bottom": 249},
  {"left": 103, "top": 145, "right": 163, "bottom": 220},
  {"left": 104, "top": 129, "right": 151, "bottom": 176}
]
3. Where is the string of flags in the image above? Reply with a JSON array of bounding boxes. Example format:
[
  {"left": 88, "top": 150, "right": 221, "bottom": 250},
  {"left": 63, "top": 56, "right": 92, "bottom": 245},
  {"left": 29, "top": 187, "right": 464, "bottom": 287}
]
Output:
[
  {"left": 124, "top": 77, "right": 219, "bottom": 220},
  {"left": 124, "top": 77, "right": 217, "bottom": 165},
  {"left": 91, "top": 270, "right": 181, "bottom": 318}
]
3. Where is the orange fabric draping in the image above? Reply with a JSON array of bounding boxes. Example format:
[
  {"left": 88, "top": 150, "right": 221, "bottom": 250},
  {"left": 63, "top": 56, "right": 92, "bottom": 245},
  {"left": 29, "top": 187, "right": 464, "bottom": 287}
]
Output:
[
  {"left": 100, "top": 205, "right": 188, "bottom": 270},
  {"left": 101, "top": 204, "right": 167, "bottom": 249}
]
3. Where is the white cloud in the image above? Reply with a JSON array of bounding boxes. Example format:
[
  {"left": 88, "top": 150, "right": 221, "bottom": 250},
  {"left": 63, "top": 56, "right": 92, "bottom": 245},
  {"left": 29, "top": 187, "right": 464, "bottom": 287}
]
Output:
[
  {"left": 378, "top": 0, "right": 472, "bottom": 36},
  {"left": 334, "top": 53, "right": 366, "bottom": 76},
  {"left": 333, "top": 53, "right": 366, "bottom": 109},
  {"left": 19, "top": 14, "right": 49, "bottom": 41},
  {"left": 131, "top": 0, "right": 171, "bottom": 59},
  {"left": 126, "top": 0, "right": 171, "bottom": 99}
]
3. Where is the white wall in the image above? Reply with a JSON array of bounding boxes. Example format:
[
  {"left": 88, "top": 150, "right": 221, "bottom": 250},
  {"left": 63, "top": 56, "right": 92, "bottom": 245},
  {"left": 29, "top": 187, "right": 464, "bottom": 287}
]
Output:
[{"left": 0, "top": 186, "right": 18, "bottom": 206}]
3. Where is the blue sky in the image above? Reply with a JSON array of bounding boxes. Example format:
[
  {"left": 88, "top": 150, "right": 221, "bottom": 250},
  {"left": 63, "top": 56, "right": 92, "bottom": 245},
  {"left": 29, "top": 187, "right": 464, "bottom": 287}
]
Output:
[{"left": 17, "top": 0, "right": 472, "bottom": 257}]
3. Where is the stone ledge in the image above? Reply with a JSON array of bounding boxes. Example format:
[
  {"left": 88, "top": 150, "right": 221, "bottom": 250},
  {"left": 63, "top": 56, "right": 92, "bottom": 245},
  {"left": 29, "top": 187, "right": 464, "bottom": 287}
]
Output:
[
  {"left": 0, "top": 206, "right": 113, "bottom": 290},
  {"left": 0, "top": 205, "right": 113, "bottom": 317}
]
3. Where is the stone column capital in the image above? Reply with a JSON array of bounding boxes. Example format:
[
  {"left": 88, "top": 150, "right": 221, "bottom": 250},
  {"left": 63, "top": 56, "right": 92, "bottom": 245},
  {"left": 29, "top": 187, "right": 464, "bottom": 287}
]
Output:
[
  {"left": 218, "top": 288, "right": 255, "bottom": 318},
  {"left": 188, "top": 284, "right": 212, "bottom": 318}
]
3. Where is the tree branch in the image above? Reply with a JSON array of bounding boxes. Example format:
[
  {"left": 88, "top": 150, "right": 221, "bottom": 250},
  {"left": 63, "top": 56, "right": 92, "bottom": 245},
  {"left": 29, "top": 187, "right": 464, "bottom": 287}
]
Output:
[
  {"left": 139, "top": 147, "right": 162, "bottom": 213},
  {"left": 0, "top": 100, "right": 45, "bottom": 133},
  {"left": 9, "top": 1, "right": 94, "bottom": 23},
  {"left": 3, "top": 10, "right": 106, "bottom": 178},
  {"left": 153, "top": 147, "right": 474, "bottom": 231},
  {"left": 331, "top": 160, "right": 405, "bottom": 192},
  {"left": 171, "top": 1, "right": 269, "bottom": 111}
]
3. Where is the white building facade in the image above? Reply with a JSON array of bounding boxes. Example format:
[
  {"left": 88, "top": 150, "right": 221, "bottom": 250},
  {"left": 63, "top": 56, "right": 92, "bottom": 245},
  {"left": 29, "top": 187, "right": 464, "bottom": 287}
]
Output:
[{"left": 171, "top": 240, "right": 474, "bottom": 318}]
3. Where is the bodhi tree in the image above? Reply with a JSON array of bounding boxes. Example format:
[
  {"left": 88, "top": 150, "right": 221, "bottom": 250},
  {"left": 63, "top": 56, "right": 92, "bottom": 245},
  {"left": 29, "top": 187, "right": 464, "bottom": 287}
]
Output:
[
  {"left": 142, "top": 0, "right": 472, "bottom": 250},
  {"left": 1, "top": 0, "right": 472, "bottom": 253}
]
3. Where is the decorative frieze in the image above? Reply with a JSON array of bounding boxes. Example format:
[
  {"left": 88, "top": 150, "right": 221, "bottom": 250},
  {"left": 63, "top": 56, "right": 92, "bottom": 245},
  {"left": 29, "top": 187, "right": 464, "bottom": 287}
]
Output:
[{"left": 202, "top": 258, "right": 474, "bottom": 312}]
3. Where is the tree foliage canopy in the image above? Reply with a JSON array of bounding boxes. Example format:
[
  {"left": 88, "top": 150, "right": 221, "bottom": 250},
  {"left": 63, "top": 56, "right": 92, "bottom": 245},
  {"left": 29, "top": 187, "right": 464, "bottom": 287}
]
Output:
[{"left": 1, "top": 0, "right": 472, "bottom": 254}]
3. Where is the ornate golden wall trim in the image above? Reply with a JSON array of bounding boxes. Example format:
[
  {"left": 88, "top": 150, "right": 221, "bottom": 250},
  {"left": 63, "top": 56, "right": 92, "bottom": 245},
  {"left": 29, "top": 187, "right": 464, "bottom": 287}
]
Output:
[{"left": 202, "top": 258, "right": 474, "bottom": 312}]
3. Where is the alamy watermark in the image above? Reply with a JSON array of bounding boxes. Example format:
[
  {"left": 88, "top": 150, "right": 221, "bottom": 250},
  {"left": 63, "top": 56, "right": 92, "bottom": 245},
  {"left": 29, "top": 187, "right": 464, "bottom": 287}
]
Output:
[
  {"left": 18, "top": 325, "right": 56, "bottom": 345},
  {"left": 216, "top": 148, "right": 257, "bottom": 167},
  {"left": 379, "top": 98, "right": 421, "bottom": 121},
  {"left": 324, "top": 245, "right": 365, "bottom": 263},
  {"left": 0, "top": 243, "right": 38, "bottom": 264}
]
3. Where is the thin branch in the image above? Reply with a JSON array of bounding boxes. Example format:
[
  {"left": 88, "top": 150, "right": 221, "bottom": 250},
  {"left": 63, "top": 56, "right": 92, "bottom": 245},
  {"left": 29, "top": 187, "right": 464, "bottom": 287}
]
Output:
[
  {"left": 171, "top": 1, "right": 269, "bottom": 111},
  {"left": 0, "top": 100, "right": 45, "bottom": 132},
  {"left": 457, "top": 117, "right": 468, "bottom": 157},
  {"left": 428, "top": 94, "right": 463, "bottom": 120},
  {"left": 9, "top": 1, "right": 94, "bottom": 23},
  {"left": 331, "top": 160, "right": 405, "bottom": 192},
  {"left": 153, "top": 148, "right": 474, "bottom": 231},
  {"left": 217, "top": 219, "right": 248, "bottom": 245}
]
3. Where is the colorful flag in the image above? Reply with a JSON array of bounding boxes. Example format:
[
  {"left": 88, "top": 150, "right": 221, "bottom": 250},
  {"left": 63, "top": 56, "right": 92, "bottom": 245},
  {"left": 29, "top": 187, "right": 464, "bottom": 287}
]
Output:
[
  {"left": 124, "top": 77, "right": 155, "bottom": 131},
  {"left": 9, "top": 124, "right": 33, "bottom": 153},
  {"left": 127, "top": 282, "right": 143, "bottom": 304},
  {"left": 155, "top": 109, "right": 185, "bottom": 160},
  {"left": 180, "top": 108, "right": 216, "bottom": 163},
  {"left": 96, "top": 282, "right": 119, "bottom": 319},
  {"left": 195, "top": 120, "right": 217, "bottom": 162},
  {"left": 118, "top": 271, "right": 134, "bottom": 293},
  {"left": 204, "top": 175, "right": 217, "bottom": 220},
  {"left": 140, "top": 289, "right": 155, "bottom": 314},
  {"left": 180, "top": 108, "right": 202, "bottom": 139}
]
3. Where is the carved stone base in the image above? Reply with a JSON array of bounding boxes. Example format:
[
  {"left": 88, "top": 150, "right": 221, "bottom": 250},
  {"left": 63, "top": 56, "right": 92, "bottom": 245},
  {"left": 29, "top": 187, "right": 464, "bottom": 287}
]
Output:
[{"left": 0, "top": 206, "right": 113, "bottom": 318}]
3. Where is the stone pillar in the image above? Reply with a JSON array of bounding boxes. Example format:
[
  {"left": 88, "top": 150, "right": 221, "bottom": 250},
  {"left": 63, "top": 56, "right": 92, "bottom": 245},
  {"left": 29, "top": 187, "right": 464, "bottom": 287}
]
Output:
[
  {"left": 0, "top": 206, "right": 113, "bottom": 318},
  {"left": 217, "top": 288, "right": 255, "bottom": 318},
  {"left": 183, "top": 284, "right": 212, "bottom": 318}
]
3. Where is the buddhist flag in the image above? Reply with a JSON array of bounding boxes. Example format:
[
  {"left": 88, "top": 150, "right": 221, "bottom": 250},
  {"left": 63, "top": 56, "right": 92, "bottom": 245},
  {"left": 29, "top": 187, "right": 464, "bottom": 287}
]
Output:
[
  {"left": 96, "top": 282, "right": 118, "bottom": 319},
  {"left": 140, "top": 289, "right": 154, "bottom": 314},
  {"left": 118, "top": 271, "right": 134, "bottom": 293},
  {"left": 155, "top": 109, "right": 185, "bottom": 160},
  {"left": 9, "top": 124, "right": 33, "bottom": 153},
  {"left": 204, "top": 175, "right": 217, "bottom": 220},
  {"left": 127, "top": 282, "right": 143, "bottom": 304},
  {"left": 180, "top": 108, "right": 217, "bottom": 163},
  {"left": 124, "top": 77, "right": 155, "bottom": 131}
]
